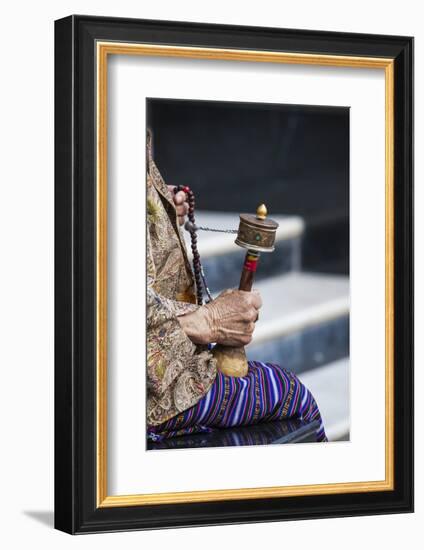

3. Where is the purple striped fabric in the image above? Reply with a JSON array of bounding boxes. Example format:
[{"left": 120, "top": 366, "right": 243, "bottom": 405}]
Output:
[{"left": 148, "top": 362, "right": 327, "bottom": 443}]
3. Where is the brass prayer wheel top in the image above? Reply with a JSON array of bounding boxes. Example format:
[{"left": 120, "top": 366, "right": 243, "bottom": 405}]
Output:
[
  {"left": 235, "top": 204, "right": 279, "bottom": 253},
  {"left": 256, "top": 204, "right": 267, "bottom": 219}
]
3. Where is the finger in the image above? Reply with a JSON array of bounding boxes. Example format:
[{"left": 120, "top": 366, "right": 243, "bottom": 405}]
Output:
[
  {"left": 178, "top": 215, "right": 185, "bottom": 226},
  {"left": 222, "top": 328, "right": 251, "bottom": 347},
  {"left": 176, "top": 204, "right": 187, "bottom": 216},
  {"left": 250, "top": 289, "right": 263, "bottom": 310},
  {"left": 246, "top": 321, "right": 255, "bottom": 334},
  {"left": 240, "top": 334, "right": 253, "bottom": 346},
  {"left": 219, "top": 288, "right": 235, "bottom": 298},
  {"left": 167, "top": 185, "right": 176, "bottom": 195},
  {"left": 245, "top": 308, "right": 258, "bottom": 322},
  {"left": 174, "top": 191, "right": 186, "bottom": 205},
  {"left": 176, "top": 202, "right": 188, "bottom": 216},
  {"left": 239, "top": 290, "right": 262, "bottom": 310}
]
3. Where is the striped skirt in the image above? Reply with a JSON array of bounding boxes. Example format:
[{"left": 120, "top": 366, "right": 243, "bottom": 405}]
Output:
[{"left": 148, "top": 361, "right": 327, "bottom": 442}]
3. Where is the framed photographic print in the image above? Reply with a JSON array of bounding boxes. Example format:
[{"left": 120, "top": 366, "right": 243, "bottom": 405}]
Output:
[{"left": 54, "top": 15, "right": 413, "bottom": 533}]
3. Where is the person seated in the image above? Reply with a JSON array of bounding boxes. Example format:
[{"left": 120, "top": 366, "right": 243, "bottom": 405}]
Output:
[{"left": 146, "top": 130, "right": 327, "bottom": 443}]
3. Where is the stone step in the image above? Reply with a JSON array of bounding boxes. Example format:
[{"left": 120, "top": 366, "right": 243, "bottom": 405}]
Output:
[
  {"left": 183, "top": 210, "right": 304, "bottom": 293},
  {"left": 246, "top": 272, "right": 349, "bottom": 373},
  {"left": 247, "top": 315, "right": 349, "bottom": 375},
  {"left": 246, "top": 271, "right": 349, "bottom": 342},
  {"left": 298, "top": 358, "right": 350, "bottom": 442}
]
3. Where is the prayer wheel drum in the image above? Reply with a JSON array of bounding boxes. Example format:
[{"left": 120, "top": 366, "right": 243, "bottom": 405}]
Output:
[
  {"left": 212, "top": 205, "right": 279, "bottom": 377},
  {"left": 236, "top": 206, "right": 279, "bottom": 253}
]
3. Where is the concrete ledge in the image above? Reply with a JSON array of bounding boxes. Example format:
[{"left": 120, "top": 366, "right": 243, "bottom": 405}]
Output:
[
  {"left": 246, "top": 272, "right": 349, "bottom": 345},
  {"left": 247, "top": 315, "right": 349, "bottom": 375},
  {"left": 299, "top": 358, "right": 350, "bottom": 442}
]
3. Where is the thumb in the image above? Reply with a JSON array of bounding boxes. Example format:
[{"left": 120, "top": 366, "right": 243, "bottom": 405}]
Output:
[{"left": 218, "top": 288, "right": 235, "bottom": 298}]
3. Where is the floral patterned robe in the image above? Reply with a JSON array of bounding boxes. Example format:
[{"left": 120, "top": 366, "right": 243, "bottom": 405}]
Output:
[{"left": 146, "top": 143, "right": 217, "bottom": 426}]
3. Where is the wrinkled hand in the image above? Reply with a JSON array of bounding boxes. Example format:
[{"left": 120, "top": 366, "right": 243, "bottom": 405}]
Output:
[
  {"left": 205, "top": 289, "right": 262, "bottom": 346},
  {"left": 177, "top": 289, "right": 262, "bottom": 347},
  {"left": 168, "top": 185, "right": 189, "bottom": 226}
]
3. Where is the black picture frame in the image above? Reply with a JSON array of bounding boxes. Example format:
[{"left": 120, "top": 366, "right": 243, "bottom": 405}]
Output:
[{"left": 55, "top": 15, "right": 413, "bottom": 534}]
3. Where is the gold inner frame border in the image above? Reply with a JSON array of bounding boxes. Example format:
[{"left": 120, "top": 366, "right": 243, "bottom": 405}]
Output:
[{"left": 96, "top": 42, "right": 395, "bottom": 508}]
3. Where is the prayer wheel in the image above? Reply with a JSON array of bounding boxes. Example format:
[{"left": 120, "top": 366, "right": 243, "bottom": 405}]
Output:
[{"left": 212, "top": 204, "right": 279, "bottom": 377}]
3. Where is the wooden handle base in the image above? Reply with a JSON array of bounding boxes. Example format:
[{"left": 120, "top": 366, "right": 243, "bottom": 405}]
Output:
[{"left": 212, "top": 345, "right": 248, "bottom": 377}]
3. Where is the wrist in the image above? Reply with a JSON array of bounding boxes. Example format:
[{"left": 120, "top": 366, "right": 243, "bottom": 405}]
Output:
[{"left": 177, "top": 307, "right": 212, "bottom": 345}]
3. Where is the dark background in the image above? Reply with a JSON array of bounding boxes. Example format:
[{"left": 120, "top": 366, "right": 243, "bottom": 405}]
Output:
[{"left": 147, "top": 98, "right": 349, "bottom": 274}]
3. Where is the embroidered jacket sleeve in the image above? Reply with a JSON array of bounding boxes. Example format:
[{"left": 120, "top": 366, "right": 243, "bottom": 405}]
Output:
[
  {"left": 146, "top": 226, "right": 199, "bottom": 394},
  {"left": 145, "top": 137, "right": 217, "bottom": 426},
  {"left": 146, "top": 227, "right": 217, "bottom": 426}
]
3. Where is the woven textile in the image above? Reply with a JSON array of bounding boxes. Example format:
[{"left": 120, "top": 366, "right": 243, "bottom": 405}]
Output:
[{"left": 147, "top": 361, "right": 327, "bottom": 443}]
